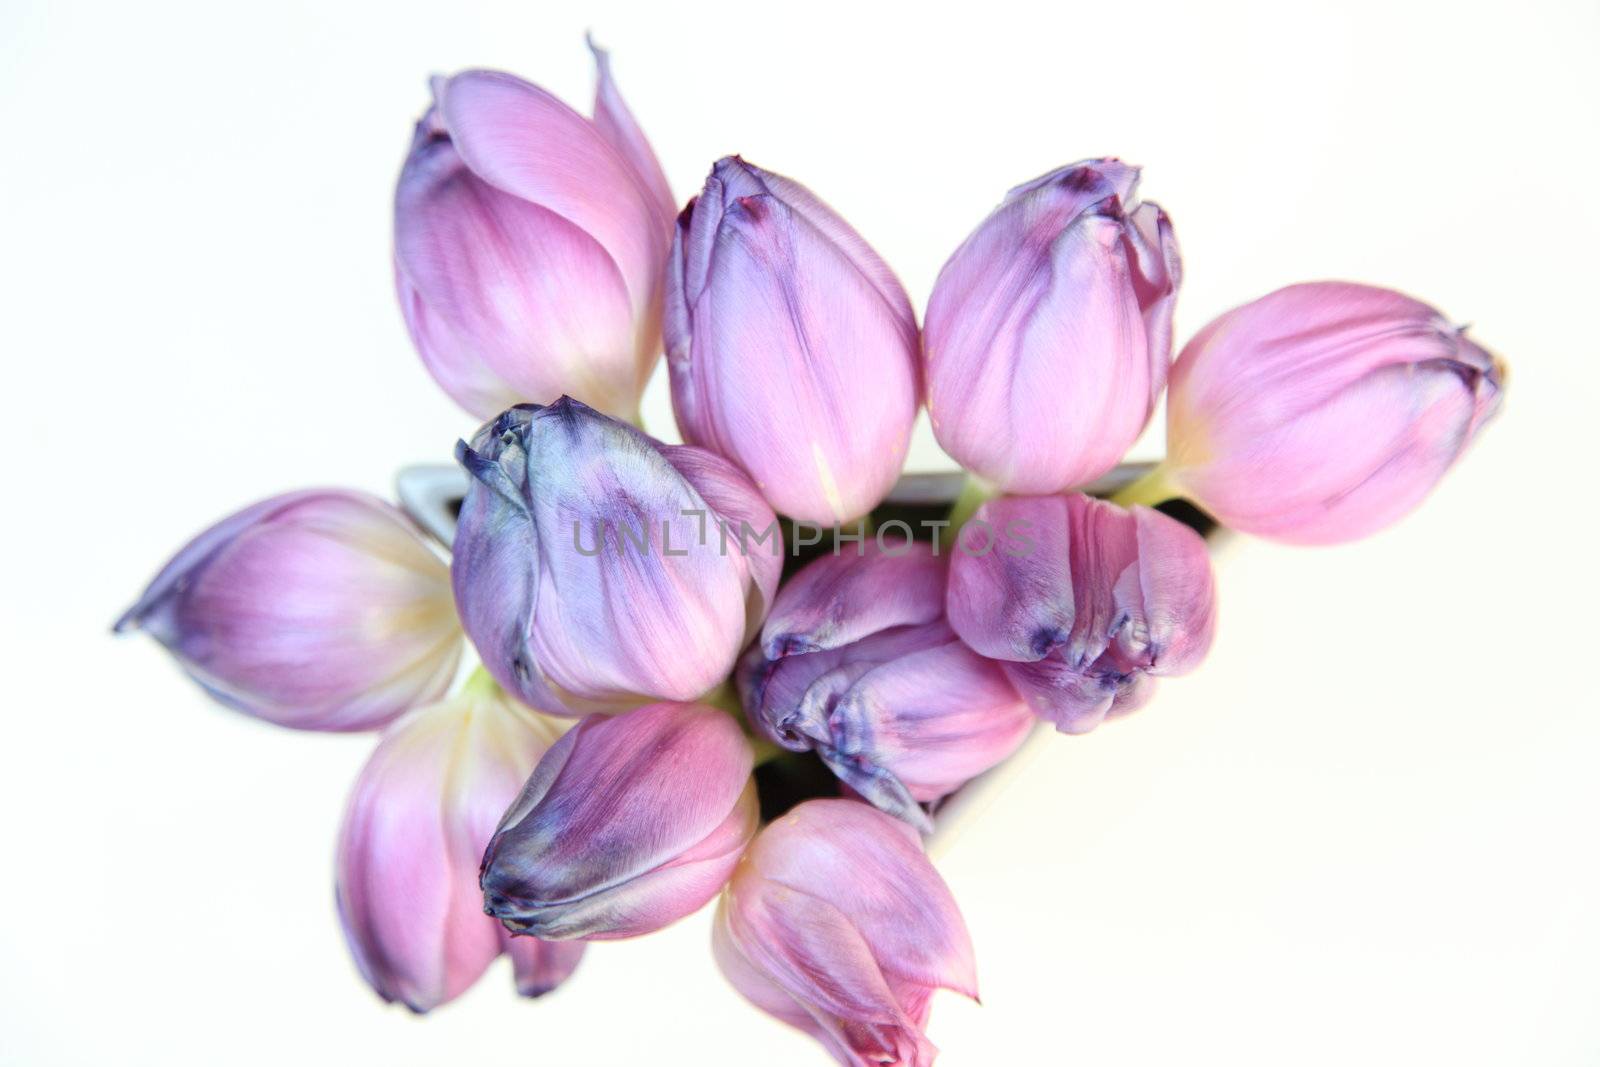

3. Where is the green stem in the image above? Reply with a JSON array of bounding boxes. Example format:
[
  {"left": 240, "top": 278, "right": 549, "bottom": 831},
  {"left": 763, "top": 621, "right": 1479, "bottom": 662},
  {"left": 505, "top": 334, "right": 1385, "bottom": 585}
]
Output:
[
  {"left": 941, "top": 474, "right": 998, "bottom": 552},
  {"left": 1109, "top": 465, "right": 1179, "bottom": 509}
]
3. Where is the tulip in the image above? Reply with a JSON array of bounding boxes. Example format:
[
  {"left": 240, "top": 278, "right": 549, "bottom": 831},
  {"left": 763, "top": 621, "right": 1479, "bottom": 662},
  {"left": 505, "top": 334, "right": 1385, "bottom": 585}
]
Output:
[
  {"left": 665, "top": 156, "right": 920, "bottom": 524},
  {"left": 114, "top": 490, "right": 461, "bottom": 731},
  {"left": 1161, "top": 282, "right": 1506, "bottom": 544},
  {"left": 481, "top": 701, "right": 759, "bottom": 940},
  {"left": 336, "top": 675, "right": 583, "bottom": 1012},
  {"left": 452, "top": 396, "right": 781, "bottom": 715},
  {"left": 947, "top": 494, "right": 1215, "bottom": 734},
  {"left": 394, "top": 39, "right": 676, "bottom": 421},
  {"left": 713, "top": 799, "right": 977, "bottom": 1067},
  {"left": 739, "top": 542, "right": 1033, "bottom": 831},
  {"left": 923, "top": 159, "right": 1180, "bottom": 494}
]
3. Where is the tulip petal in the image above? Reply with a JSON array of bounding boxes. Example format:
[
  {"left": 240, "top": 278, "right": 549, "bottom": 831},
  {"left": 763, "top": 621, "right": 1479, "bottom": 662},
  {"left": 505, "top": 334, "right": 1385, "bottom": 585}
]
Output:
[
  {"left": 1123, "top": 201, "right": 1181, "bottom": 407},
  {"left": 727, "top": 880, "right": 937, "bottom": 1067},
  {"left": 716, "top": 800, "right": 977, "bottom": 1066},
  {"left": 731, "top": 162, "right": 917, "bottom": 353},
  {"left": 336, "top": 685, "right": 565, "bottom": 1011},
  {"left": 481, "top": 702, "right": 757, "bottom": 940},
  {"left": 1126, "top": 505, "right": 1217, "bottom": 675},
  {"left": 438, "top": 70, "right": 667, "bottom": 316},
  {"left": 1001, "top": 656, "right": 1121, "bottom": 734},
  {"left": 1182, "top": 356, "right": 1481, "bottom": 544},
  {"left": 946, "top": 496, "right": 1075, "bottom": 663},
  {"left": 504, "top": 933, "right": 586, "bottom": 997},
  {"left": 658, "top": 443, "right": 783, "bottom": 632},
  {"left": 395, "top": 128, "right": 640, "bottom": 419},
  {"left": 928, "top": 204, "right": 1152, "bottom": 492},
  {"left": 1167, "top": 281, "right": 1505, "bottom": 544},
  {"left": 586, "top": 36, "right": 675, "bottom": 233},
  {"left": 826, "top": 639, "right": 1033, "bottom": 809},
  {"left": 667, "top": 159, "right": 919, "bottom": 524},
  {"left": 761, "top": 541, "right": 944, "bottom": 659},
  {"left": 924, "top": 159, "right": 1176, "bottom": 493},
  {"left": 950, "top": 493, "right": 1215, "bottom": 735},
  {"left": 453, "top": 400, "right": 751, "bottom": 711},
  {"left": 117, "top": 491, "right": 460, "bottom": 731},
  {"left": 750, "top": 800, "right": 978, "bottom": 1000}
]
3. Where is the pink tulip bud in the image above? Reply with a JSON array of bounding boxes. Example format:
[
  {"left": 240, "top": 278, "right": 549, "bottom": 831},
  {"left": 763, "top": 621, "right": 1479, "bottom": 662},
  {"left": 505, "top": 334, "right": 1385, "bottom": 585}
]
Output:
[
  {"left": 395, "top": 39, "right": 676, "bottom": 420},
  {"left": 665, "top": 156, "right": 920, "bottom": 524},
  {"left": 336, "top": 678, "right": 583, "bottom": 1012},
  {"left": 481, "top": 702, "right": 758, "bottom": 940},
  {"left": 114, "top": 490, "right": 461, "bottom": 731},
  {"left": 714, "top": 799, "right": 977, "bottom": 1067},
  {"left": 947, "top": 494, "right": 1215, "bottom": 734},
  {"left": 739, "top": 542, "right": 1032, "bottom": 831},
  {"left": 1164, "top": 282, "right": 1506, "bottom": 544},
  {"left": 452, "top": 397, "right": 781, "bottom": 715},
  {"left": 924, "top": 159, "right": 1179, "bottom": 493}
]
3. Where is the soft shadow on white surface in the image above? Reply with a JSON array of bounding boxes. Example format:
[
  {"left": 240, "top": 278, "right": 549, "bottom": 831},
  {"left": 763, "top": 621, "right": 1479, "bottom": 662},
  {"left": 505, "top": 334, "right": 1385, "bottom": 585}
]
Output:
[{"left": 2, "top": 0, "right": 1597, "bottom": 1064}]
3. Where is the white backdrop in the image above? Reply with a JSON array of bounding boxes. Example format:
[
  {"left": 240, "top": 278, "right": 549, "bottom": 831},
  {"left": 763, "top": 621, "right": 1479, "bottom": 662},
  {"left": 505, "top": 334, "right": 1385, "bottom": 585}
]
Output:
[{"left": 3, "top": 1, "right": 1597, "bottom": 1063}]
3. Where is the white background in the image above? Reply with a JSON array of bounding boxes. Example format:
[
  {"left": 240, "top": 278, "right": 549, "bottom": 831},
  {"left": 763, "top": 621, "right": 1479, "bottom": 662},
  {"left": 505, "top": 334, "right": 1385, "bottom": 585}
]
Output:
[{"left": 3, "top": 0, "right": 1597, "bottom": 1063}]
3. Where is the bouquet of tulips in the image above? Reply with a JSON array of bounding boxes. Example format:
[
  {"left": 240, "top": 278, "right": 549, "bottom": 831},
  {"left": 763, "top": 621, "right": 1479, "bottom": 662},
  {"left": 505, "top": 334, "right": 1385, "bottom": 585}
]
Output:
[{"left": 114, "top": 41, "right": 1504, "bottom": 1067}]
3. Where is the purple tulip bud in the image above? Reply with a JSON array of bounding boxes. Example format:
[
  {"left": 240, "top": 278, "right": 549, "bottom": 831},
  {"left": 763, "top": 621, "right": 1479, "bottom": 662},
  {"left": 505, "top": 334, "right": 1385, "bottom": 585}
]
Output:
[
  {"left": 947, "top": 494, "right": 1215, "bottom": 734},
  {"left": 739, "top": 543, "right": 1032, "bottom": 831},
  {"left": 924, "top": 159, "right": 1180, "bottom": 493},
  {"left": 481, "top": 701, "right": 758, "bottom": 940},
  {"left": 336, "top": 678, "right": 583, "bottom": 1012},
  {"left": 452, "top": 397, "right": 780, "bottom": 715},
  {"left": 1165, "top": 282, "right": 1506, "bottom": 544},
  {"left": 395, "top": 39, "right": 676, "bottom": 420},
  {"left": 665, "top": 156, "right": 920, "bottom": 524},
  {"left": 713, "top": 799, "right": 977, "bottom": 1067},
  {"left": 114, "top": 491, "right": 461, "bottom": 731}
]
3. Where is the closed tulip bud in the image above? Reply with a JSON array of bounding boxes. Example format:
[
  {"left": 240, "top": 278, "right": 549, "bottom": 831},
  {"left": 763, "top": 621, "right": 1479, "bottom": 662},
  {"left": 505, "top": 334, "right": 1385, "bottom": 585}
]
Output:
[
  {"left": 924, "top": 159, "right": 1180, "bottom": 493},
  {"left": 739, "top": 542, "right": 1032, "bottom": 831},
  {"left": 453, "top": 396, "right": 780, "bottom": 715},
  {"left": 114, "top": 490, "right": 461, "bottom": 731},
  {"left": 665, "top": 156, "right": 920, "bottom": 524},
  {"left": 336, "top": 676, "right": 584, "bottom": 1012},
  {"left": 713, "top": 799, "right": 977, "bottom": 1067},
  {"left": 481, "top": 701, "right": 758, "bottom": 940},
  {"left": 1163, "top": 282, "right": 1506, "bottom": 544},
  {"left": 395, "top": 39, "right": 676, "bottom": 421},
  {"left": 948, "top": 494, "right": 1215, "bottom": 734}
]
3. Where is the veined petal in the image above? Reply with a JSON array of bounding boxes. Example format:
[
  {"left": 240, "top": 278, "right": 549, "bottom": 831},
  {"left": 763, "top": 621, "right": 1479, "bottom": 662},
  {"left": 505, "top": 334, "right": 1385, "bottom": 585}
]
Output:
[
  {"left": 1001, "top": 656, "right": 1123, "bottom": 734},
  {"left": 761, "top": 541, "right": 944, "bottom": 659},
  {"left": 827, "top": 639, "right": 1033, "bottom": 808},
  {"left": 727, "top": 880, "right": 937, "bottom": 1067},
  {"left": 728, "top": 159, "right": 917, "bottom": 352},
  {"left": 1166, "top": 281, "right": 1505, "bottom": 544},
  {"left": 1179, "top": 353, "right": 1481, "bottom": 544},
  {"left": 117, "top": 490, "right": 460, "bottom": 731},
  {"left": 658, "top": 443, "right": 783, "bottom": 634},
  {"left": 481, "top": 702, "right": 757, "bottom": 940},
  {"left": 504, "top": 933, "right": 586, "bottom": 997},
  {"left": 946, "top": 496, "right": 1075, "bottom": 663},
  {"left": 924, "top": 159, "right": 1176, "bottom": 494},
  {"left": 586, "top": 36, "right": 675, "bottom": 233},
  {"left": 395, "top": 130, "right": 640, "bottom": 420},
  {"left": 453, "top": 399, "right": 753, "bottom": 712},
  {"left": 335, "top": 683, "right": 572, "bottom": 1011},
  {"left": 438, "top": 70, "right": 668, "bottom": 317},
  {"left": 668, "top": 158, "right": 919, "bottom": 524},
  {"left": 1126, "top": 505, "right": 1216, "bottom": 675},
  {"left": 748, "top": 800, "right": 978, "bottom": 1001}
]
